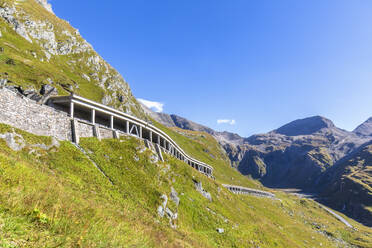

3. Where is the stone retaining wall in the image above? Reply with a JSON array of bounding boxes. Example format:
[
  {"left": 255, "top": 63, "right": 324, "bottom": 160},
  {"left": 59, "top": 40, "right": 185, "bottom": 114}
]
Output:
[
  {"left": 100, "top": 127, "right": 114, "bottom": 139},
  {"left": 76, "top": 121, "right": 94, "bottom": 138},
  {"left": 0, "top": 88, "right": 72, "bottom": 140}
]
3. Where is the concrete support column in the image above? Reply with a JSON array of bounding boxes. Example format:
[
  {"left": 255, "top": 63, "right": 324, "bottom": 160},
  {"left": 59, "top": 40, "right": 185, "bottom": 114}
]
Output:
[
  {"left": 71, "top": 119, "right": 79, "bottom": 144},
  {"left": 91, "top": 109, "right": 95, "bottom": 124},
  {"left": 139, "top": 126, "right": 143, "bottom": 138},
  {"left": 113, "top": 130, "right": 119, "bottom": 139},
  {"left": 70, "top": 102, "right": 74, "bottom": 118},
  {"left": 163, "top": 139, "right": 166, "bottom": 149},
  {"left": 150, "top": 131, "right": 153, "bottom": 143},
  {"left": 110, "top": 115, "right": 114, "bottom": 129},
  {"left": 157, "top": 135, "right": 160, "bottom": 145},
  {"left": 126, "top": 121, "right": 129, "bottom": 134},
  {"left": 93, "top": 124, "right": 101, "bottom": 141}
]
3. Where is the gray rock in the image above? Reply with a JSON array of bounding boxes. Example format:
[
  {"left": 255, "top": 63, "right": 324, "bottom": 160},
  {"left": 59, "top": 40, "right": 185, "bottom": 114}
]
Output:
[
  {"left": 5, "top": 85, "right": 21, "bottom": 94},
  {"left": 24, "top": 90, "right": 42, "bottom": 101},
  {"left": 157, "top": 206, "right": 164, "bottom": 218},
  {"left": 157, "top": 194, "right": 168, "bottom": 218},
  {"left": 0, "top": 78, "right": 7, "bottom": 88},
  {"left": 170, "top": 187, "right": 180, "bottom": 206},
  {"left": 0, "top": 7, "right": 32, "bottom": 43},
  {"left": 165, "top": 207, "right": 177, "bottom": 220},
  {"left": 82, "top": 73, "right": 91, "bottom": 82},
  {"left": 0, "top": 133, "right": 25, "bottom": 151},
  {"left": 40, "top": 84, "right": 57, "bottom": 96},
  {"left": 35, "top": 0, "right": 54, "bottom": 13},
  {"left": 194, "top": 180, "right": 212, "bottom": 201},
  {"left": 102, "top": 95, "right": 112, "bottom": 105},
  {"left": 160, "top": 194, "right": 168, "bottom": 208},
  {"left": 216, "top": 228, "right": 224, "bottom": 233}
]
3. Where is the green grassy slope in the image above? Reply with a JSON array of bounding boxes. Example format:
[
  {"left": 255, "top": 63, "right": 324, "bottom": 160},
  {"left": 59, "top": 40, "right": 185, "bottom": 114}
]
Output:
[
  {"left": 1, "top": 123, "right": 372, "bottom": 248},
  {"left": 153, "top": 122, "right": 263, "bottom": 189}
]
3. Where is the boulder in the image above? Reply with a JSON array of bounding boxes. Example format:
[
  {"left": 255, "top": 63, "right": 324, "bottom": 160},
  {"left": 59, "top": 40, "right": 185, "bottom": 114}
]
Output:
[
  {"left": 0, "top": 78, "right": 7, "bottom": 87},
  {"left": 23, "top": 89, "right": 42, "bottom": 101},
  {"left": 40, "top": 84, "right": 57, "bottom": 96}
]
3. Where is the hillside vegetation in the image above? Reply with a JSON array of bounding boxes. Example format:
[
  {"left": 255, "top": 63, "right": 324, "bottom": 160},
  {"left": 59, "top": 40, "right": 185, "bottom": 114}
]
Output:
[
  {"left": 1, "top": 123, "right": 372, "bottom": 247},
  {"left": 319, "top": 142, "right": 372, "bottom": 227},
  {"left": 0, "top": 0, "right": 144, "bottom": 117}
]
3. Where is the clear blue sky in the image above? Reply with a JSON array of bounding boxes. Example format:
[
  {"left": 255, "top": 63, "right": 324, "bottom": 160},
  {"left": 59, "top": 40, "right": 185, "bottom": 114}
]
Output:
[{"left": 52, "top": 0, "right": 372, "bottom": 137}]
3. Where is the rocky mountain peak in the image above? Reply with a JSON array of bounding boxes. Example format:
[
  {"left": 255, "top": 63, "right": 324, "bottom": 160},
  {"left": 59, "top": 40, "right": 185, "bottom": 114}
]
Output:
[
  {"left": 35, "top": 0, "right": 53, "bottom": 13},
  {"left": 353, "top": 117, "right": 372, "bottom": 136},
  {"left": 274, "top": 115, "right": 335, "bottom": 136}
]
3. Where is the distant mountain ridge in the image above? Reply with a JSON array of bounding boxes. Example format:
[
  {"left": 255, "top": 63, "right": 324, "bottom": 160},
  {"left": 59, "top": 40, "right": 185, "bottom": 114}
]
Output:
[
  {"left": 274, "top": 116, "right": 335, "bottom": 136},
  {"left": 142, "top": 104, "right": 244, "bottom": 146},
  {"left": 146, "top": 108, "right": 372, "bottom": 226}
]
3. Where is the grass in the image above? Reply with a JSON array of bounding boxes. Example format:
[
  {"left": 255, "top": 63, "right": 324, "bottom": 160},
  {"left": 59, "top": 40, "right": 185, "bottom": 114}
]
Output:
[
  {"left": 1, "top": 123, "right": 372, "bottom": 247},
  {"left": 152, "top": 121, "right": 263, "bottom": 189}
]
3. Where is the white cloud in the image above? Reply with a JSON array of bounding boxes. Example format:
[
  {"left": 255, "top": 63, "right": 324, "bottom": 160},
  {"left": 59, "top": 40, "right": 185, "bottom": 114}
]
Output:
[
  {"left": 138, "top": 98, "right": 164, "bottom": 113},
  {"left": 217, "top": 119, "right": 236, "bottom": 125}
]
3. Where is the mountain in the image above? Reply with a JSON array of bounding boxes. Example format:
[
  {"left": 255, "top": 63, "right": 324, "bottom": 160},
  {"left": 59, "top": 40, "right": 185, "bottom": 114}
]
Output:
[
  {"left": 150, "top": 111, "right": 372, "bottom": 226},
  {"left": 233, "top": 116, "right": 370, "bottom": 188},
  {"left": 318, "top": 141, "right": 372, "bottom": 226},
  {"left": 1, "top": 0, "right": 372, "bottom": 246},
  {"left": 353, "top": 117, "right": 372, "bottom": 136},
  {"left": 274, "top": 116, "right": 335, "bottom": 136},
  {"left": 146, "top": 109, "right": 244, "bottom": 145},
  {"left": 0, "top": 0, "right": 144, "bottom": 117}
]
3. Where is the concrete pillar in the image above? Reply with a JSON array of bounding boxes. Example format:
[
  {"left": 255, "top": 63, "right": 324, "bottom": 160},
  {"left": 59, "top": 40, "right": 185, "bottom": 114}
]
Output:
[
  {"left": 139, "top": 126, "right": 143, "bottom": 138},
  {"left": 150, "top": 131, "right": 153, "bottom": 143},
  {"left": 93, "top": 124, "right": 101, "bottom": 141},
  {"left": 70, "top": 102, "right": 74, "bottom": 118},
  {"left": 110, "top": 115, "right": 114, "bottom": 129},
  {"left": 113, "top": 130, "right": 119, "bottom": 139},
  {"left": 71, "top": 119, "right": 79, "bottom": 144},
  {"left": 157, "top": 135, "right": 160, "bottom": 145},
  {"left": 126, "top": 121, "right": 129, "bottom": 134},
  {"left": 163, "top": 138, "right": 166, "bottom": 149},
  {"left": 91, "top": 109, "right": 95, "bottom": 124}
]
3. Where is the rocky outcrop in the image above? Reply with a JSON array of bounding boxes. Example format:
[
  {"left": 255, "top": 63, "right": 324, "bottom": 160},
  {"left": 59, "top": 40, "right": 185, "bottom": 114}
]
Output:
[
  {"left": 35, "top": 0, "right": 53, "bottom": 13},
  {"left": 0, "top": 6, "right": 32, "bottom": 42},
  {"left": 0, "top": 0, "right": 144, "bottom": 118},
  {"left": 194, "top": 180, "right": 212, "bottom": 201}
]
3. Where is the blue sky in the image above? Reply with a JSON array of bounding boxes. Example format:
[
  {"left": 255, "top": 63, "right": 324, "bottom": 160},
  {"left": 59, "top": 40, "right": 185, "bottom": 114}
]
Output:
[{"left": 52, "top": 0, "right": 372, "bottom": 137}]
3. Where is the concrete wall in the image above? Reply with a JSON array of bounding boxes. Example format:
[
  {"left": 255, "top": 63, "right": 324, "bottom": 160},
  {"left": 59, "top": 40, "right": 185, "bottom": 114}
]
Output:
[{"left": 0, "top": 88, "right": 72, "bottom": 140}]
